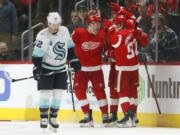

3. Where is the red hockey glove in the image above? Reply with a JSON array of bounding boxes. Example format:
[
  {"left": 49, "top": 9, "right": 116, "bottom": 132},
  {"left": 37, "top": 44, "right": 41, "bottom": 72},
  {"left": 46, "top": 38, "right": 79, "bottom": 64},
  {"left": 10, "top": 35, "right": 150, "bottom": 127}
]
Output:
[
  {"left": 103, "top": 19, "right": 113, "bottom": 29},
  {"left": 134, "top": 29, "right": 143, "bottom": 40},
  {"left": 103, "top": 19, "right": 116, "bottom": 33},
  {"left": 126, "top": 19, "right": 135, "bottom": 30},
  {"left": 108, "top": 2, "right": 122, "bottom": 15}
]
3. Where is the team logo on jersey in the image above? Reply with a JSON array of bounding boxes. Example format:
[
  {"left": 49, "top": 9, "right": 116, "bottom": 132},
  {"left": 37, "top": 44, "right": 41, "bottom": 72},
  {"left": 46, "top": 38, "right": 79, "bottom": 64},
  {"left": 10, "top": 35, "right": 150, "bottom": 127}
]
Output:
[
  {"left": 53, "top": 42, "right": 66, "bottom": 60},
  {"left": 81, "top": 41, "right": 100, "bottom": 51}
]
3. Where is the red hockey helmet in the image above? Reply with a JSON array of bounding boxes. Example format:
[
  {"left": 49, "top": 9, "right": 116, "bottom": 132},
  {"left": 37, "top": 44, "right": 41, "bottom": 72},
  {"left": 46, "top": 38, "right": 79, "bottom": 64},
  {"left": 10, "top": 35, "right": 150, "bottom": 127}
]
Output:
[
  {"left": 113, "top": 14, "right": 127, "bottom": 26},
  {"left": 87, "top": 15, "right": 101, "bottom": 25}
]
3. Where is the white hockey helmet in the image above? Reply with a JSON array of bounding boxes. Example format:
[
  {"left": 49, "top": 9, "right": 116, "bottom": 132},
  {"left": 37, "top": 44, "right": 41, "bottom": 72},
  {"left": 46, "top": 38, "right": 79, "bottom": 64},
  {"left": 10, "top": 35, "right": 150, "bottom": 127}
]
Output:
[{"left": 47, "top": 12, "right": 61, "bottom": 25}]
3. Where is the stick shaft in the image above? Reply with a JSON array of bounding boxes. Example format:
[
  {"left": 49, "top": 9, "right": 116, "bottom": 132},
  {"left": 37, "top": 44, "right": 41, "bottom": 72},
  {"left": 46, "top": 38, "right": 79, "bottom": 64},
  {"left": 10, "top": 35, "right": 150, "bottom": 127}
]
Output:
[
  {"left": 144, "top": 61, "right": 162, "bottom": 115},
  {"left": 11, "top": 68, "right": 73, "bottom": 82},
  {"left": 67, "top": 64, "right": 76, "bottom": 121}
]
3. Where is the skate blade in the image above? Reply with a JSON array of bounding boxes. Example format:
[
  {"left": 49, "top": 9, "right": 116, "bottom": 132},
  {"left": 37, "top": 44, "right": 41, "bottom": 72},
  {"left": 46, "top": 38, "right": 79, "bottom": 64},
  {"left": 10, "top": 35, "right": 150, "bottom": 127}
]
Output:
[
  {"left": 109, "top": 121, "right": 117, "bottom": 128},
  {"left": 132, "top": 122, "right": 137, "bottom": 127},
  {"left": 41, "top": 128, "right": 48, "bottom": 133},
  {"left": 117, "top": 122, "right": 133, "bottom": 128},
  {"left": 49, "top": 125, "right": 58, "bottom": 133},
  {"left": 80, "top": 121, "right": 94, "bottom": 128},
  {"left": 102, "top": 123, "right": 110, "bottom": 128}
]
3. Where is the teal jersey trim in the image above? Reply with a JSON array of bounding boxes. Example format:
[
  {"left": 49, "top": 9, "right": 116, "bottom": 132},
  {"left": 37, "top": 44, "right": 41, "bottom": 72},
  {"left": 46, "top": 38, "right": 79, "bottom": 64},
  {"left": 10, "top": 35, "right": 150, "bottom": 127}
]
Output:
[
  {"left": 32, "top": 48, "right": 46, "bottom": 57},
  {"left": 69, "top": 58, "right": 79, "bottom": 64},
  {"left": 42, "top": 64, "right": 66, "bottom": 70},
  {"left": 67, "top": 38, "right": 74, "bottom": 49}
]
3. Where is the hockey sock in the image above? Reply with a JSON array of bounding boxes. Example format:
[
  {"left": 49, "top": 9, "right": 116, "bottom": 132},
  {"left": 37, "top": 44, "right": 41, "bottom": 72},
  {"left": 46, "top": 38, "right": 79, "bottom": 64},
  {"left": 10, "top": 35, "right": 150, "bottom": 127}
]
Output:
[
  {"left": 75, "top": 89, "right": 90, "bottom": 114},
  {"left": 39, "top": 90, "right": 52, "bottom": 118},
  {"left": 120, "top": 97, "right": 130, "bottom": 113},
  {"left": 110, "top": 88, "right": 119, "bottom": 113},
  {"left": 93, "top": 89, "right": 108, "bottom": 114},
  {"left": 50, "top": 89, "right": 64, "bottom": 117}
]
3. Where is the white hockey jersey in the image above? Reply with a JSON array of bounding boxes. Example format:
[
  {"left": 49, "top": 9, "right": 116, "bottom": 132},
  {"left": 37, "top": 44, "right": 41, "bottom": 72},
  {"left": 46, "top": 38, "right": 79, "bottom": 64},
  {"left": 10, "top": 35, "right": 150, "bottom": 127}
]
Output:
[{"left": 32, "top": 26, "right": 73, "bottom": 70}]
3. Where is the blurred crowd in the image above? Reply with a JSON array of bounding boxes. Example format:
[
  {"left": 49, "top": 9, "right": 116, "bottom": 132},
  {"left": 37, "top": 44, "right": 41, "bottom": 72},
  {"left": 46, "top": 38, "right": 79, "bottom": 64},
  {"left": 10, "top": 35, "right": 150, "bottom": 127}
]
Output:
[{"left": 0, "top": 0, "right": 180, "bottom": 62}]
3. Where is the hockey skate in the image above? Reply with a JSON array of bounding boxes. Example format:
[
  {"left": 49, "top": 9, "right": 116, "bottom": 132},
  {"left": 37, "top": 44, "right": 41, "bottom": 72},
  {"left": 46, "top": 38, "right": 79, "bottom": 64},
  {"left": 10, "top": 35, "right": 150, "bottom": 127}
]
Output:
[
  {"left": 49, "top": 117, "right": 59, "bottom": 133},
  {"left": 132, "top": 110, "right": 139, "bottom": 127},
  {"left": 79, "top": 110, "right": 94, "bottom": 128},
  {"left": 117, "top": 109, "right": 134, "bottom": 128},
  {"left": 109, "top": 112, "right": 118, "bottom": 127},
  {"left": 102, "top": 113, "right": 110, "bottom": 127},
  {"left": 40, "top": 118, "right": 48, "bottom": 133}
]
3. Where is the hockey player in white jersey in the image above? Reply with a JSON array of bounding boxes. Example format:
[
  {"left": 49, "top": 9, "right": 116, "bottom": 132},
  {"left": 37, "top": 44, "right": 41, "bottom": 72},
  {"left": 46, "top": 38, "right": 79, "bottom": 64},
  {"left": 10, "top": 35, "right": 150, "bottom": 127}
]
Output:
[{"left": 32, "top": 12, "right": 81, "bottom": 132}]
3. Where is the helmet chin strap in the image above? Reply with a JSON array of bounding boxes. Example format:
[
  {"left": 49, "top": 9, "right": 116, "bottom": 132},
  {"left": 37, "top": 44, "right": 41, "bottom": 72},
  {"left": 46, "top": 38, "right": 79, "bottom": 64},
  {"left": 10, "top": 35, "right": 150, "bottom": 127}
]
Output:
[{"left": 88, "top": 23, "right": 97, "bottom": 35}]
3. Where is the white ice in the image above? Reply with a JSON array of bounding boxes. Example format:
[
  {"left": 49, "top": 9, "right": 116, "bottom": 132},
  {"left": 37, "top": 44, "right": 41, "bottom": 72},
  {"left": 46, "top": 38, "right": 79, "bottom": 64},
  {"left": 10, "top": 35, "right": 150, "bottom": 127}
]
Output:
[{"left": 0, "top": 121, "right": 180, "bottom": 135}]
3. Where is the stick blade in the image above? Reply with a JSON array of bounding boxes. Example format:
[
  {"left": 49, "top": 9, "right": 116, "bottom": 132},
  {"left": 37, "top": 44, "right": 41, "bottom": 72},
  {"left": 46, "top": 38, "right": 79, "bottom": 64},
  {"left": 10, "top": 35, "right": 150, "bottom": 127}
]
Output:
[{"left": 3, "top": 71, "right": 12, "bottom": 82}]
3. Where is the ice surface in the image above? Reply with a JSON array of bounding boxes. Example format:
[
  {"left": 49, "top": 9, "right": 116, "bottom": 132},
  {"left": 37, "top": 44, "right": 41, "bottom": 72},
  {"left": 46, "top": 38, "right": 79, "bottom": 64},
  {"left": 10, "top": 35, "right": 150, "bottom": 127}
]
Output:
[{"left": 0, "top": 121, "right": 179, "bottom": 135}]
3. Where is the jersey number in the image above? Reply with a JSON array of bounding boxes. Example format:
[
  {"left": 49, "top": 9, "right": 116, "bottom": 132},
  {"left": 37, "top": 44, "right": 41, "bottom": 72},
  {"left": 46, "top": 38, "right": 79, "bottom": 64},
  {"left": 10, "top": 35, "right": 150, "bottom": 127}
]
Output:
[
  {"left": 36, "top": 40, "right": 43, "bottom": 48},
  {"left": 53, "top": 42, "right": 66, "bottom": 61},
  {"left": 127, "top": 39, "right": 138, "bottom": 59}
]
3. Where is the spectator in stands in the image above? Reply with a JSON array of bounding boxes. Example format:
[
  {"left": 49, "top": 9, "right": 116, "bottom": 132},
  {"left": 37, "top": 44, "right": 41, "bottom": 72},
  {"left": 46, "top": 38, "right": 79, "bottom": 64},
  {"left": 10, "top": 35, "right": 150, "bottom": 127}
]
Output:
[
  {"left": 137, "top": 0, "right": 152, "bottom": 34},
  {"left": 67, "top": 10, "right": 82, "bottom": 35},
  {"left": 0, "top": 41, "right": 17, "bottom": 61},
  {"left": 0, "top": 42, "right": 8, "bottom": 54},
  {"left": 146, "top": 13, "right": 180, "bottom": 62},
  {"left": 77, "top": 3, "right": 88, "bottom": 28},
  {"left": 136, "top": 0, "right": 153, "bottom": 62},
  {"left": 0, "top": 0, "right": 18, "bottom": 53}
]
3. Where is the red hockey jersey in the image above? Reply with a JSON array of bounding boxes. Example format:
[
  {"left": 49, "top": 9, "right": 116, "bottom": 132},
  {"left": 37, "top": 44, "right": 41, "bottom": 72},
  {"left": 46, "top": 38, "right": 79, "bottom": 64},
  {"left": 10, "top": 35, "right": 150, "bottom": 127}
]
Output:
[
  {"left": 72, "top": 28, "right": 105, "bottom": 67},
  {"left": 111, "top": 29, "right": 147, "bottom": 67}
]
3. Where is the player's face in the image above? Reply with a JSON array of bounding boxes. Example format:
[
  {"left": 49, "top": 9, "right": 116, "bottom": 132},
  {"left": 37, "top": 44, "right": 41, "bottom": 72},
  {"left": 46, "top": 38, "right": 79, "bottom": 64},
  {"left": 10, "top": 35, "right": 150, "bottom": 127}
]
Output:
[
  {"left": 91, "top": 22, "right": 101, "bottom": 34},
  {"left": 48, "top": 23, "right": 60, "bottom": 34}
]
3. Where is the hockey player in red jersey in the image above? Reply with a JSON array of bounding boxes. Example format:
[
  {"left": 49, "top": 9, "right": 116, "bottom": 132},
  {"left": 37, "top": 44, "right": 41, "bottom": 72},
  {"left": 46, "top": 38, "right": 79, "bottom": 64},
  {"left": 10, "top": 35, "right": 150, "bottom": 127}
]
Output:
[
  {"left": 109, "top": 14, "right": 148, "bottom": 128},
  {"left": 103, "top": 19, "right": 118, "bottom": 126},
  {"left": 72, "top": 15, "right": 109, "bottom": 127},
  {"left": 103, "top": 4, "right": 137, "bottom": 126}
]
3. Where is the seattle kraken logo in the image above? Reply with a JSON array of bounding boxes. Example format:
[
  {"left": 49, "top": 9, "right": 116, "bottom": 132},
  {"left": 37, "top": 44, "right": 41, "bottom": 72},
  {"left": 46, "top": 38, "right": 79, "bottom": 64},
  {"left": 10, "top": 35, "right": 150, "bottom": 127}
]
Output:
[{"left": 53, "top": 42, "right": 66, "bottom": 60}]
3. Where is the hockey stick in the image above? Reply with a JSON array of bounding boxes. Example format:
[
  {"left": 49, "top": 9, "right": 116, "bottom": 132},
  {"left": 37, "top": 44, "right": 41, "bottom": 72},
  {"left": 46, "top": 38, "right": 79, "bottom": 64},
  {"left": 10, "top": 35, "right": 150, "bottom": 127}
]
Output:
[
  {"left": 143, "top": 60, "right": 162, "bottom": 115},
  {"left": 135, "top": 16, "right": 162, "bottom": 115},
  {"left": 103, "top": 29, "right": 108, "bottom": 62},
  {"left": 3, "top": 68, "right": 74, "bottom": 83},
  {"left": 67, "top": 63, "right": 77, "bottom": 121}
]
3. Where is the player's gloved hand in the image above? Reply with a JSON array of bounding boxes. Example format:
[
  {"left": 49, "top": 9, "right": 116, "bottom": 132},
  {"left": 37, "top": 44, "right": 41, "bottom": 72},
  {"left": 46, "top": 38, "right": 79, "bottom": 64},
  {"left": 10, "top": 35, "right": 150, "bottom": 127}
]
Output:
[
  {"left": 103, "top": 19, "right": 113, "bottom": 30},
  {"left": 126, "top": 19, "right": 135, "bottom": 30},
  {"left": 134, "top": 29, "right": 143, "bottom": 40},
  {"left": 103, "top": 19, "right": 116, "bottom": 33},
  {"left": 33, "top": 66, "right": 41, "bottom": 80},
  {"left": 107, "top": 2, "right": 122, "bottom": 15}
]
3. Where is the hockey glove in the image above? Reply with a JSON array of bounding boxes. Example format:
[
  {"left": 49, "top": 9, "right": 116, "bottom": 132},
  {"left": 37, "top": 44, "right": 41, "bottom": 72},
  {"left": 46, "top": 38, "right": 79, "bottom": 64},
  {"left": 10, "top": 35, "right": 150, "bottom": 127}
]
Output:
[
  {"left": 103, "top": 19, "right": 116, "bottom": 33},
  {"left": 134, "top": 29, "right": 143, "bottom": 40},
  {"left": 108, "top": 2, "right": 123, "bottom": 15},
  {"left": 103, "top": 19, "right": 113, "bottom": 30},
  {"left": 126, "top": 19, "right": 135, "bottom": 30},
  {"left": 33, "top": 66, "right": 41, "bottom": 80}
]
